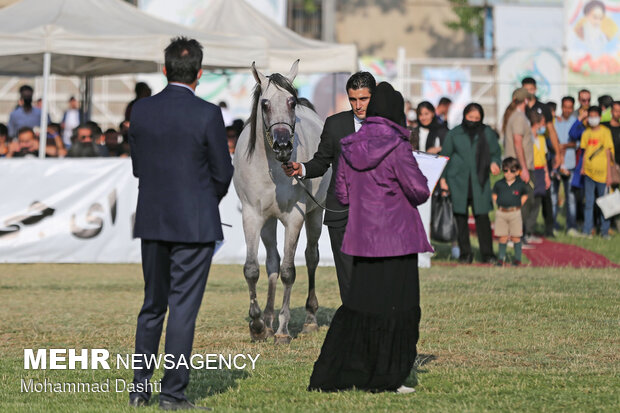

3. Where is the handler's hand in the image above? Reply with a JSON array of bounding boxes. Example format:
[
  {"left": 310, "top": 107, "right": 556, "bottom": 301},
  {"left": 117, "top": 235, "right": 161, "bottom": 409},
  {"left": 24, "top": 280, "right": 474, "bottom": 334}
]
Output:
[
  {"left": 282, "top": 161, "right": 302, "bottom": 177},
  {"left": 490, "top": 162, "right": 500, "bottom": 175}
]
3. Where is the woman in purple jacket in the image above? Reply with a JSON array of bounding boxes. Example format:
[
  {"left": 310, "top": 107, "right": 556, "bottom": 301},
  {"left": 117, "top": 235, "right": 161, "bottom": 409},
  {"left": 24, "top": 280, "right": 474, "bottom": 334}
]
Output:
[{"left": 308, "top": 82, "right": 433, "bottom": 394}]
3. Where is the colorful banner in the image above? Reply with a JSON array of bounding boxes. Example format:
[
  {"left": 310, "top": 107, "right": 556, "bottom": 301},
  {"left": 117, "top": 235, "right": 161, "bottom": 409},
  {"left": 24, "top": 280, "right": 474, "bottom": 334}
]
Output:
[
  {"left": 422, "top": 67, "right": 471, "bottom": 128},
  {"left": 567, "top": 0, "right": 620, "bottom": 76},
  {"left": 567, "top": 0, "right": 620, "bottom": 95}
]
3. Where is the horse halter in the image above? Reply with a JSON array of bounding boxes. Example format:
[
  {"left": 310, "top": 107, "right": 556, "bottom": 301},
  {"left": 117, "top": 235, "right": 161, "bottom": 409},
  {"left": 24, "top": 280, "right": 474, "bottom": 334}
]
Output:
[{"left": 262, "top": 118, "right": 296, "bottom": 150}]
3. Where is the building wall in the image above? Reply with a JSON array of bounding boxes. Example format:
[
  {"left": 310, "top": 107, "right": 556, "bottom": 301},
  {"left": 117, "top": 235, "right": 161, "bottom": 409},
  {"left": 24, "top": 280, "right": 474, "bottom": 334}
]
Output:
[{"left": 335, "top": 0, "right": 479, "bottom": 59}]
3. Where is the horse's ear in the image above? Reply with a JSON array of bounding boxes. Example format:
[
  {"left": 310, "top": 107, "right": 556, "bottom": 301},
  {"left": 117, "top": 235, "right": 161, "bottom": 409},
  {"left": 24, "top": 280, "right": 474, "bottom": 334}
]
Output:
[
  {"left": 251, "top": 61, "right": 267, "bottom": 86},
  {"left": 286, "top": 59, "right": 300, "bottom": 83}
]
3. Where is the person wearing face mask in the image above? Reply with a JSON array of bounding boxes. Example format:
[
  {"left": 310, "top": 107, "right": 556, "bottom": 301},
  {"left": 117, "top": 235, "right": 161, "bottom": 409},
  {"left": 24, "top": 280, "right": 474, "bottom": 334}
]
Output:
[
  {"left": 7, "top": 85, "right": 49, "bottom": 139},
  {"left": 580, "top": 105, "right": 615, "bottom": 239},
  {"left": 439, "top": 103, "right": 501, "bottom": 264},
  {"left": 411, "top": 101, "right": 447, "bottom": 154}
]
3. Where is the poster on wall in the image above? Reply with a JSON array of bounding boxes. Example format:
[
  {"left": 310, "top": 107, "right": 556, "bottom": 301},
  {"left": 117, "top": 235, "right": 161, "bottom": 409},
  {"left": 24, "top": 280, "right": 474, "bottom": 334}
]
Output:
[
  {"left": 421, "top": 67, "right": 471, "bottom": 128},
  {"left": 566, "top": 0, "right": 620, "bottom": 96},
  {"left": 497, "top": 49, "right": 564, "bottom": 126}
]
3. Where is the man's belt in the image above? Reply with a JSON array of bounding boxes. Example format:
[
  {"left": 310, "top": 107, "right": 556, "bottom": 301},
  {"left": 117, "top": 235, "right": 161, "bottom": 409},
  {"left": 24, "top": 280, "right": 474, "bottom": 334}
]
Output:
[{"left": 499, "top": 206, "right": 521, "bottom": 212}]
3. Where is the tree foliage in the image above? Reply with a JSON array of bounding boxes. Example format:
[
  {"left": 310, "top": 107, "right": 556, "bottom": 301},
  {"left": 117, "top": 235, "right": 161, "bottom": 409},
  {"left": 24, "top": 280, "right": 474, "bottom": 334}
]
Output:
[{"left": 445, "top": 0, "right": 485, "bottom": 47}]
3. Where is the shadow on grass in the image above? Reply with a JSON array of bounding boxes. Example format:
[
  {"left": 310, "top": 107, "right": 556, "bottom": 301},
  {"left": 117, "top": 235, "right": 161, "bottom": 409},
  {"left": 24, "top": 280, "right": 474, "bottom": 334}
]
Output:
[
  {"left": 186, "top": 368, "right": 250, "bottom": 399},
  {"left": 277, "top": 306, "right": 337, "bottom": 337},
  {"left": 245, "top": 306, "right": 338, "bottom": 338}
]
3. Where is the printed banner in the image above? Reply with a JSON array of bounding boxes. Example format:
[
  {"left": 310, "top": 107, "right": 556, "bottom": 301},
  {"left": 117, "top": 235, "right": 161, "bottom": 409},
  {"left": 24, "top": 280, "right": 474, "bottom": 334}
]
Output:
[
  {"left": 0, "top": 159, "right": 433, "bottom": 267},
  {"left": 566, "top": 0, "right": 620, "bottom": 95},
  {"left": 0, "top": 159, "right": 336, "bottom": 265},
  {"left": 422, "top": 67, "right": 471, "bottom": 128},
  {"left": 0, "top": 159, "right": 140, "bottom": 263}
]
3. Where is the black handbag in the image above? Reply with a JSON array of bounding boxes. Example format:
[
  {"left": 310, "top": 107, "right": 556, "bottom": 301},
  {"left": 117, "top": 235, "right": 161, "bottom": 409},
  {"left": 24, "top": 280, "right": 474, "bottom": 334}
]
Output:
[{"left": 431, "top": 190, "right": 457, "bottom": 242}]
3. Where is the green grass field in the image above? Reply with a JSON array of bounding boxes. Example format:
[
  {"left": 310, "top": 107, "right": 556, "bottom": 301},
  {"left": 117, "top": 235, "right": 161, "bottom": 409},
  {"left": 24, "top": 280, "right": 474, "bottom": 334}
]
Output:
[{"left": 1, "top": 262, "right": 619, "bottom": 412}]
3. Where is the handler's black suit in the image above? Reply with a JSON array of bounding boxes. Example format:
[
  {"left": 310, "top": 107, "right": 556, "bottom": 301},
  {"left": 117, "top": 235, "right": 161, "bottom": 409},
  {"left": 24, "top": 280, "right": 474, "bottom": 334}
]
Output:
[
  {"left": 303, "top": 110, "right": 355, "bottom": 302},
  {"left": 129, "top": 84, "right": 233, "bottom": 404}
]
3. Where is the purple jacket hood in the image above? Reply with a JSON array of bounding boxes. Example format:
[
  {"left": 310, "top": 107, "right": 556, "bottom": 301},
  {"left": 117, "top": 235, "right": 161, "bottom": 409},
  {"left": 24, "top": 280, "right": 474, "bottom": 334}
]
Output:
[{"left": 340, "top": 117, "right": 411, "bottom": 171}]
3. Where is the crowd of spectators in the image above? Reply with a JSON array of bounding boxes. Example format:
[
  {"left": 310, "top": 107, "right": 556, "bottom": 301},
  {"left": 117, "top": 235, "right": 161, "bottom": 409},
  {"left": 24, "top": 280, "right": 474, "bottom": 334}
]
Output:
[
  {"left": 3, "top": 80, "right": 617, "bottom": 250},
  {"left": 415, "top": 79, "right": 618, "bottom": 266}
]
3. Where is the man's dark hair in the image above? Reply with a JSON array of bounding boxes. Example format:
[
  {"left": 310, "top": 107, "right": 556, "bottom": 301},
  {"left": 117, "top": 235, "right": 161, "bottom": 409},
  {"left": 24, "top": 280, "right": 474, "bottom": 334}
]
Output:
[
  {"left": 345, "top": 71, "right": 376, "bottom": 94},
  {"left": 612, "top": 101, "right": 620, "bottom": 108},
  {"left": 561, "top": 96, "right": 575, "bottom": 105},
  {"left": 521, "top": 77, "right": 536, "bottom": 87},
  {"left": 164, "top": 37, "right": 203, "bottom": 84},
  {"left": 527, "top": 110, "right": 544, "bottom": 125},
  {"left": 17, "top": 126, "right": 35, "bottom": 138},
  {"left": 502, "top": 156, "right": 521, "bottom": 171},
  {"left": 547, "top": 101, "right": 557, "bottom": 113},
  {"left": 598, "top": 94, "right": 613, "bottom": 109},
  {"left": 49, "top": 123, "right": 61, "bottom": 135},
  {"left": 19, "top": 85, "right": 33, "bottom": 95},
  {"left": 134, "top": 82, "right": 152, "bottom": 98},
  {"left": 19, "top": 84, "right": 34, "bottom": 111},
  {"left": 578, "top": 89, "right": 591, "bottom": 97},
  {"left": 0, "top": 123, "right": 7, "bottom": 138},
  {"left": 438, "top": 97, "right": 452, "bottom": 106},
  {"left": 584, "top": 0, "right": 605, "bottom": 16},
  {"left": 588, "top": 105, "right": 602, "bottom": 115}
]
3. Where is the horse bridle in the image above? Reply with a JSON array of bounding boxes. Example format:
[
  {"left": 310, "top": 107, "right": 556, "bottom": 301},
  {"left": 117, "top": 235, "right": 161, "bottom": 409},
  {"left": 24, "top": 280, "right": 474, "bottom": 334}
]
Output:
[{"left": 263, "top": 119, "right": 296, "bottom": 149}]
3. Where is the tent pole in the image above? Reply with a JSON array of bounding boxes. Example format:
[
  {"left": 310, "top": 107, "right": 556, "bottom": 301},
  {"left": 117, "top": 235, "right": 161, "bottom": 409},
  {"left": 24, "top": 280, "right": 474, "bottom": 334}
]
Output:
[{"left": 39, "top": 52, "right": 51, "bottom": 159}]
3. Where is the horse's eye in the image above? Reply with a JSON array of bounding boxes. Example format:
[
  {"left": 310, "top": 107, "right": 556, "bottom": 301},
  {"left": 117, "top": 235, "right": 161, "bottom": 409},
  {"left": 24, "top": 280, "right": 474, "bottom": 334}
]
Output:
[
  {"left": 261, "top": 99, "right": 269, "bottom": 108},
  {"left": 288, "top": 97, "right": 296, "bottom": 108}
]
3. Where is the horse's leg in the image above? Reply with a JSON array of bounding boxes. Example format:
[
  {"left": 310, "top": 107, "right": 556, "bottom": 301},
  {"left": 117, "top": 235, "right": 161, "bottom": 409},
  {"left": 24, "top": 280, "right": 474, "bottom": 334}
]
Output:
[
  {"left": 301, "top": 207, "right": 322, "bottom": 334},
  {"left": 242, "top": 208, "right": 268, "bottom": 341},
  {"left": 274, "top": 212, "right": 304, "bottom": 344},
  {"left": 260, "top": 217, "right": 280, "bottom": 338}
]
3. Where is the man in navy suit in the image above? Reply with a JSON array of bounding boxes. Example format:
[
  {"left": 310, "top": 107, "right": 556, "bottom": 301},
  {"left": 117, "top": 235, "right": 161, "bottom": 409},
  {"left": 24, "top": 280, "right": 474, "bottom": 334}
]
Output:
[
  {"left": 128, "top": 37, "right": 233, "bottom": 410},
  {"left": 282, "top": 72, "right": 376, "bottom": 303}
]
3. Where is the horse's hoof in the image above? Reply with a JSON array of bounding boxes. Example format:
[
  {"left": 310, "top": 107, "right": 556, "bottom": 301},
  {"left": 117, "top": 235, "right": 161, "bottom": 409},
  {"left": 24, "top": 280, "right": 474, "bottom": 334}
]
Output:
[
  {"left": 301, "top": 323, "right": 319, "bottom": 334},
  {"left": 274, "top": 334, "right": 292, "bottom": 345},
  {"left": 265, "top": 327, "right": 275, "bottom": 338},
  {"left": 249, "top": 320, "right": 267, "bottom": 342}
]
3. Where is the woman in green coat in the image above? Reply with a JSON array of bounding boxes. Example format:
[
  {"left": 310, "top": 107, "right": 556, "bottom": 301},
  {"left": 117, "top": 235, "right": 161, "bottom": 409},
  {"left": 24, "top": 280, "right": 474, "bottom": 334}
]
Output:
[{"left": 440, "top": 103, "right": 501, "bottom": 263}]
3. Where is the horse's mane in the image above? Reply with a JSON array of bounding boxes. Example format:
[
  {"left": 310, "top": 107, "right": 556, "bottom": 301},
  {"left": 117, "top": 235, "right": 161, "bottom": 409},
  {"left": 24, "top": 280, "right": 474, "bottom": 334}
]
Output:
[{"left": 245, "top": 73, "right": 314, "bottom": 159}]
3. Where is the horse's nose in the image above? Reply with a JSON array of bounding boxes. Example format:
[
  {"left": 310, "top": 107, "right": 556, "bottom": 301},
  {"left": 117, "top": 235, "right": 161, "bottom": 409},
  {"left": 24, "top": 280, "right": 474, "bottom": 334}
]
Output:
[{"left": 272, "top": 128, "right": 292, "bottom": 147}]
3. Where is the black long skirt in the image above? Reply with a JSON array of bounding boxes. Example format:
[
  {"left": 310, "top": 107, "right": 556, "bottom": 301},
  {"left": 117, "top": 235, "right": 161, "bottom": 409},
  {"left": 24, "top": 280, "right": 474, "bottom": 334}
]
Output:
[{"left": 308, "top": 253, "right": 420, "bottom": 392}]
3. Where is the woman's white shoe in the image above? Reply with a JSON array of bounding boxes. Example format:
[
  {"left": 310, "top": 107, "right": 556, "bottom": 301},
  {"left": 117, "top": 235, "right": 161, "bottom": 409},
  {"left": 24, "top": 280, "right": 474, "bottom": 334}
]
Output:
[{"left": 396, "top": 385, "right": 416, "bottom": 394}]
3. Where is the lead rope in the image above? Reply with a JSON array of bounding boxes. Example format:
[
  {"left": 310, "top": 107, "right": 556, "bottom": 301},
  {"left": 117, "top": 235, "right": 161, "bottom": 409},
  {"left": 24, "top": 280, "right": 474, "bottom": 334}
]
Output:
[{"left": 290, "top": 173, "right": 349, "bottom": 214}]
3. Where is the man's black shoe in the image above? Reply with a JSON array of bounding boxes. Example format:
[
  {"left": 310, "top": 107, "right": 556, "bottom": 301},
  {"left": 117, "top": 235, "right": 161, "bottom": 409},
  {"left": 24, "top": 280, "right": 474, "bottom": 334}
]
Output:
[
  {"left": 128, "top": 395, "right": 148, "bottom": 407},
  {"left": 159, "top": 399, "right": 212, "bottom": 411},
  {"left": 458, "top": 253, "right": 473, "bottom": 264}
]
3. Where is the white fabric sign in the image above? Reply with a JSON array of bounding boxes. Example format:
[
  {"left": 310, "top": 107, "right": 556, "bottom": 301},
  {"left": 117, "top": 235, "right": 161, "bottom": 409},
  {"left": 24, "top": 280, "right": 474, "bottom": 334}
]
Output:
[
  {"left": 0, "top": 159, "right": 140, "bottom": 263},
  {"left": 0, "top": 159, "right": 434, "bottom": 267}
]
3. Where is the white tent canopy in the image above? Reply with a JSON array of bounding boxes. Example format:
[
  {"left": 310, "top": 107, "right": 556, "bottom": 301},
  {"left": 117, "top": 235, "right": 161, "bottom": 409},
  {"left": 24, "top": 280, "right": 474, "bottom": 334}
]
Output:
[
  {"left": 193, "top": 0, "right": 358, "bottom": 74},
  {"left": 0, "top": 0, "right": 268, "bottom": 157},
  {"left": 0, "top": 0, "right": 268, "bottom": 76}
]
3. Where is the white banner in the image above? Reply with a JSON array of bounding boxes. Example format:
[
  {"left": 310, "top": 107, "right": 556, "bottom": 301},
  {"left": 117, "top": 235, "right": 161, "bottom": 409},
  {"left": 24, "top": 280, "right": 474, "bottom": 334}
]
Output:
[
  {"left": 421, "top": 67, "right": 471, "bottom": 129},
  {"left": 0, "top": 159, "right": 336, "bottom": 265},
  {"left": 0, "top": 159, "right": 432, "bottom": 267},
  {"left": 0, "top": 159, "right": 141, "bottom": 263}
]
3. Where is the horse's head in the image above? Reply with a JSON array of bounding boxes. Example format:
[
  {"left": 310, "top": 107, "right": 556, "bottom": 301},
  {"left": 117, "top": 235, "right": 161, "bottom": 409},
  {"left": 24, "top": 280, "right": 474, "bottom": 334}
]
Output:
[{"left": 251, "top": 60, "right": 299, "bottom": 163}]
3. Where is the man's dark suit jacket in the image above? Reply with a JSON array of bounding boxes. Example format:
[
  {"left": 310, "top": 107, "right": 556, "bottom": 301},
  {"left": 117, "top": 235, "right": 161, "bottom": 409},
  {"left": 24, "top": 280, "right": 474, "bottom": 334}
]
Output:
[
  {"left": 129, "top": 84, "right": 233, "bottom": 243},
  {"left": 303, "top": 110, "right": 355, "bottom": 228}
]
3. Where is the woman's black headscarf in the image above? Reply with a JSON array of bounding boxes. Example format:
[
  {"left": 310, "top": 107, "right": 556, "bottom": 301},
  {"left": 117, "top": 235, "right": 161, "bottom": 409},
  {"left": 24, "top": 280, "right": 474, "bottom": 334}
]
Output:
[
  {"left": 366, "top": 82, "right": 406, "bottom": 127},
  {"left": 461, "top": 103, "right": 490, "bottom": 187}
]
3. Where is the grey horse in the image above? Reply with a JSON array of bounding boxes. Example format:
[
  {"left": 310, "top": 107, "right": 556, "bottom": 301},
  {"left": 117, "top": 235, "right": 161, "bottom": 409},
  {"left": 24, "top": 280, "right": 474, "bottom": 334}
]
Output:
[{"left": 233, "top": 60, "right": 330, "bottom": 344}]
